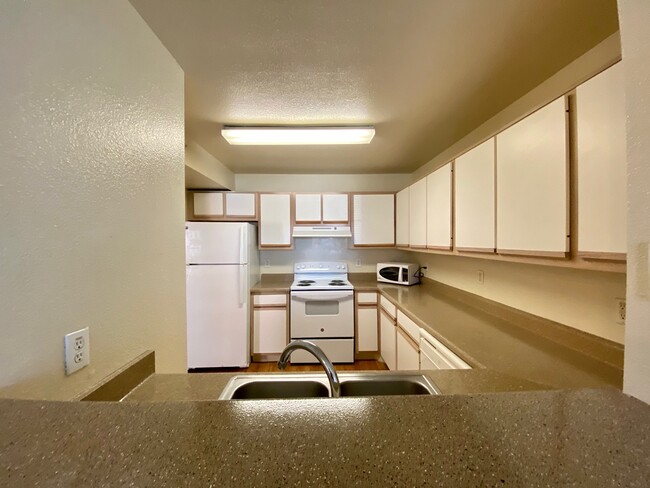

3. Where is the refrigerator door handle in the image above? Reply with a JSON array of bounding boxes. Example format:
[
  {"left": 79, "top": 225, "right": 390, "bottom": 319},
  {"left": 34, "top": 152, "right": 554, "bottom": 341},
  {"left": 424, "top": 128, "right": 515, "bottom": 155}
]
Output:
[
  {"left": 239, "top": 265, "right": 246, "bottom": 307},
  {"left": 239, "top": 225, "right": 246, "bottom": 265}
]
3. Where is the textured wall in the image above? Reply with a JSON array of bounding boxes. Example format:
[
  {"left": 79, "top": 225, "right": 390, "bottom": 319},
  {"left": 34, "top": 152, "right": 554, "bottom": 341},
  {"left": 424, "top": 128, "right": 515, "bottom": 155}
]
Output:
[
  {"left": 619, "top": 0, "right": 650, "bottom": 403},
  {"left": 0, "top": 1, "right": 186, "bottom": 399}
]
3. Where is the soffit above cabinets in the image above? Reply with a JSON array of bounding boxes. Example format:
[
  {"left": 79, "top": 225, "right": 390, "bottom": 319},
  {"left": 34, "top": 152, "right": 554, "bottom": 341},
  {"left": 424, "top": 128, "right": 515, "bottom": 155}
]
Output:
[{"left": 130, "top": 0, "right": 619, "bottom": 174}]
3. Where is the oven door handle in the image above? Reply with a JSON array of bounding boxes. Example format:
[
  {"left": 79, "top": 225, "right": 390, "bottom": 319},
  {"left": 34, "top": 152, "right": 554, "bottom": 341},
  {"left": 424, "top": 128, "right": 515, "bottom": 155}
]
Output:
[{"left": 291, "top": 291, "right": 353, "bottom": 302}]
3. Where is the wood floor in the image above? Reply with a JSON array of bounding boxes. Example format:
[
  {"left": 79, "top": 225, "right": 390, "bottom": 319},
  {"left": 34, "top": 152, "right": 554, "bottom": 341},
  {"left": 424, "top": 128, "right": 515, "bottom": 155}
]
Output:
[{"left": 211, "top": 360, "right": 388, "bottom": 373}]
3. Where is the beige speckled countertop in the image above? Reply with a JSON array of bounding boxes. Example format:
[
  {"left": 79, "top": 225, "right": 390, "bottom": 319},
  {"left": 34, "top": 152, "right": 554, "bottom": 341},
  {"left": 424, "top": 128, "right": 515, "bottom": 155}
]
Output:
[
  {"left": 251, "top": 274, "right": 623, "bottom": 390},
  {"left": 2, "top": 389, "right": 649, "bottom": 486}
]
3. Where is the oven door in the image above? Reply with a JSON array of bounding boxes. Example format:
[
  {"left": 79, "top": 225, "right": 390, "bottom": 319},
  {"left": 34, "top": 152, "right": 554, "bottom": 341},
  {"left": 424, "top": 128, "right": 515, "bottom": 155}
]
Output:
[{"left": 290, "top": 290, "right": 354, "bottom": 338}]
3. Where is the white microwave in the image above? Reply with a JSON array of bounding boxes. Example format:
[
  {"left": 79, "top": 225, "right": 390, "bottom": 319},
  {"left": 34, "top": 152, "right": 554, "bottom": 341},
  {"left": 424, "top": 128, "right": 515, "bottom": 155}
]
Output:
[{"left": 376, "top": 263, "right": 420, "bottom": 286}]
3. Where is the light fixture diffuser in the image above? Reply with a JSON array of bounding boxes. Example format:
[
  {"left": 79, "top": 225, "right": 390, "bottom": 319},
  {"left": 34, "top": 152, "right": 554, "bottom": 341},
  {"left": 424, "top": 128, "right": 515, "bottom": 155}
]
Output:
[{"left": 221, "top": 126, "right": 375, "bottom": 145}]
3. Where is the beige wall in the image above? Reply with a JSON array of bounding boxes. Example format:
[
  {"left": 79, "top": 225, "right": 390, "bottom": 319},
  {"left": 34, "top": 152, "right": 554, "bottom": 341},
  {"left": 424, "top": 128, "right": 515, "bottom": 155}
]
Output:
[
  {"left": 0, "top": 1, "right": 187, "bottom": 400},
  {"left": 619, "top": 0, "right": 650, "bottom": 403},
  {"left": 236, "top": 173, "right": 411, "bottom": 193},
  {"left": 185, "top": 140, "right": 235, "bottom": 190},
  {"left": 414, "top": 253, "right": 625, "bottom": 344}
]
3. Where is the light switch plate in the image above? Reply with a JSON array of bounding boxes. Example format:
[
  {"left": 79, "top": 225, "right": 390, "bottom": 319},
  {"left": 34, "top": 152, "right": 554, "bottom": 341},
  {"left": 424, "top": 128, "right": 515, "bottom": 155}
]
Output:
[{"left": 64, "top": 327, "right": 90, "bottom": 375}]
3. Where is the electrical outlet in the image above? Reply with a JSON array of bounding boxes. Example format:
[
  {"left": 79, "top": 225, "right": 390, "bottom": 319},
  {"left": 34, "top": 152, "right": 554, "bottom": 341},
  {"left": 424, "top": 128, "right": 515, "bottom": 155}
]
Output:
[
  {"left": 64, "top": 327, "right": 90, "bottom": 375},
  {"left": 263, "top": 259, "right": 271, "bottom": 268},
  {"left": 615, "top": 298, "right": 626, "bottom": 325},
  {"left": 355, "top": 258, "right": 362, "bottom": 267},
  {"left": 477, "top": 270, "right": 485, "bottom": 285}
]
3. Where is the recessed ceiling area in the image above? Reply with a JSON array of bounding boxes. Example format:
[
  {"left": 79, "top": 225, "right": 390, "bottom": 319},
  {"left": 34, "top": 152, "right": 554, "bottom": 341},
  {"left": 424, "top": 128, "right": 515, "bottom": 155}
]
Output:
[{"left": 130, "top": 0, "right": 619, "bottom": 174}]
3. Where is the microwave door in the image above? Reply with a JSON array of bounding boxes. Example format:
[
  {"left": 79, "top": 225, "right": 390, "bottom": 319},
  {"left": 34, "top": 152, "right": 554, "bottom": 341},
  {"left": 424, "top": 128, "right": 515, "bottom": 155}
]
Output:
[{"left": 379, "top": 266, "right": 401, "bottom": 282}]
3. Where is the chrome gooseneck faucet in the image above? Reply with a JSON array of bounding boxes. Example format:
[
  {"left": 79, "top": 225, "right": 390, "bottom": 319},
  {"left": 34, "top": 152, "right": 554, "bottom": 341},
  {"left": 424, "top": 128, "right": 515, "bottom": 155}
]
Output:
[{"left": 277, "top": 340, "right": 341, "bottom": 398}]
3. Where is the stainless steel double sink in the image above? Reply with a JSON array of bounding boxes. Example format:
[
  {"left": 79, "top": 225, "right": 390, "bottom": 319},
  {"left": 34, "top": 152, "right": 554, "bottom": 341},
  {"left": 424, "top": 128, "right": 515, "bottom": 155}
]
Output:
[{"left": 218, "top": 372, "right": 440, "bottom": 400}]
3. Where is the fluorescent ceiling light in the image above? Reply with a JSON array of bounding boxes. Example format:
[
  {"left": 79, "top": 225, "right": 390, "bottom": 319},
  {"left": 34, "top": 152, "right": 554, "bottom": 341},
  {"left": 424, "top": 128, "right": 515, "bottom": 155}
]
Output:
[{"left": 221, "top": 126, "right": 375, "bottom": 145}]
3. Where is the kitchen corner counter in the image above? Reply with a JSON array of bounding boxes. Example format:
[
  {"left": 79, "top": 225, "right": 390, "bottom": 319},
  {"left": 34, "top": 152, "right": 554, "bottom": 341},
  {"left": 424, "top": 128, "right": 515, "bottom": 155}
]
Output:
[
  {"left": 250, "top": 273, "right": 623, "bottom": 390},
  {"left": 2, "top": 389, "right": 649, "bottom": 486}
]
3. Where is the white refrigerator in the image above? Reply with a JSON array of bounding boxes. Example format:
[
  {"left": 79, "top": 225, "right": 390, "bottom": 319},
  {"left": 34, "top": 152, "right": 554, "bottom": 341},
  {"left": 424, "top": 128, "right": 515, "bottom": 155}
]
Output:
[{"left": 186, "top": 222, "right": 260, "bottom": 369}]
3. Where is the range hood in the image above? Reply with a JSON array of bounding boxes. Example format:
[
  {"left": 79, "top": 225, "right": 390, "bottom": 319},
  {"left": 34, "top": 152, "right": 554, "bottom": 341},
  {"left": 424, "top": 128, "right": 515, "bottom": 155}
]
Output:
[{"left": 292, "top": 225, "right": 352, "bottom": 238}]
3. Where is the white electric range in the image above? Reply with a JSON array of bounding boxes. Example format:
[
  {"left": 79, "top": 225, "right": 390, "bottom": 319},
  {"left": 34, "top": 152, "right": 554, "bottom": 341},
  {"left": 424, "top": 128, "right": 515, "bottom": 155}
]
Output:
[{"left": 289, "top": 262, "right": 355, "bottom": 363}]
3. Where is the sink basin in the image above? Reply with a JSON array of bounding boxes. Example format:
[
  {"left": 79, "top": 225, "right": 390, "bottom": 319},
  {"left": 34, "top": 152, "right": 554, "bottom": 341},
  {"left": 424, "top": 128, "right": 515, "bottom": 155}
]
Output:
[
  {"left": 339, "top": 379, "right": 432, "bottom": 397},
  {"left": 218, "top": 373, "right": 440, "bottom": 400},
  {"left": 229, "top": 380, "right": 329, "bottom": 399}
]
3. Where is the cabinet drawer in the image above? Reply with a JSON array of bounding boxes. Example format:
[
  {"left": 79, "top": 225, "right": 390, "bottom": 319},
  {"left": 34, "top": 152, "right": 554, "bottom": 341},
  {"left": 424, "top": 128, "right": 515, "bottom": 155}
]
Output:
[
  {"left": 396, "top": 310, "right": 420, "bottom": 342},
  {"left": 253, "top": 294, "right": 287, "bottom": 306},
  {"left": 357, "top": 292, "right": 378, "bottom": 305},
  {"left": 379, "top": 294, "right": 396, "bottom": 318}
]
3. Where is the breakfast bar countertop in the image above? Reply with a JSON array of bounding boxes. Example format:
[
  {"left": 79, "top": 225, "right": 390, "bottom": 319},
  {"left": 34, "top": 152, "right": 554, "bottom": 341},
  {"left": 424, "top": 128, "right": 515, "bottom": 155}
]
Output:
[{"left": 2, "top": 388, "right": 649, "bottom": 487}]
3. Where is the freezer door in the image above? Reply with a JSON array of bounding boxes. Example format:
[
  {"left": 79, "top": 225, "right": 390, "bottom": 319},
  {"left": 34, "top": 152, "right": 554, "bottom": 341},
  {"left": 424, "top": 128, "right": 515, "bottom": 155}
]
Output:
[
  {"left": 186, "top": 264, "right": 249, "bottom": 368},
  {"left": 186, "top": 222, "right": 249, "bottom": 265}
]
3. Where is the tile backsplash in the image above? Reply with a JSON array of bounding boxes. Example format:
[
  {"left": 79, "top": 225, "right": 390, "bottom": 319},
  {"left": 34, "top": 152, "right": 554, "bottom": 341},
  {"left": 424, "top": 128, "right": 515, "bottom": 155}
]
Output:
[{"left": 260, "top": 238, "right": 412, "bottom": 273}]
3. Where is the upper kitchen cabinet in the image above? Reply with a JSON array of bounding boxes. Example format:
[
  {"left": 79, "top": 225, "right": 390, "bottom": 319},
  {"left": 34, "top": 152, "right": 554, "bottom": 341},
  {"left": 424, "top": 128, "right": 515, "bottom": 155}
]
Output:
[
  {"left": 225, "top": 193, "right": 257, "bottom": 219},
  {"left": 295, "top": 194, "right": 322, "bottom": 223},
  {"left": 352, "top": 194, "right": 395, "bottom": 247},
  {"left": 455, "top": 139, "right": 496, "bottom": 252},
  {"left": 322, "top": 194, "right": 349, "bottom": 223},
  {"left": 496, "top": 97, "right": 569, "bottom": 257},
  {"left": 426, "top": 163, "right": 452, "bottom": 250},
  {"left": 396, "top": 187, "right": 409, "bottom": 247},
  {"left": 192, "top": 192, "right": 224, "bottom": 218},
  {"left": 294, "top": 193, "right": 349, "bottom": 224},
  {"left": 189, "top": 191, "right": 257, "bottom": 221},
  {"left": 408, "top": 178, "right": 427, "bottom": 248},
  {"left": 576, "top": 63, "right": 626, "bottom": 260},
  {"left": 259, "top": 193, "right": 292, "bottom": 248}
]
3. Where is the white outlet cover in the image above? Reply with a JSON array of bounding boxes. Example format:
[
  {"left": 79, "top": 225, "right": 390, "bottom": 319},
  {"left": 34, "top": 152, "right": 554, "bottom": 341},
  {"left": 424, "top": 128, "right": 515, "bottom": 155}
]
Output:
[{"left": 64, "top": 327, "right": 90, "bottom": 375}]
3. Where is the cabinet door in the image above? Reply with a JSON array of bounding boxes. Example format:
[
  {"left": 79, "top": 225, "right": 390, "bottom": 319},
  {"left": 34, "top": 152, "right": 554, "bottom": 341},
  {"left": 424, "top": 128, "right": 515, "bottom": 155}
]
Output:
[
  {"left": 426, "top": 163, "right": 452, "bottom": 249},
  {"left": 322, "top": 194, "right": 349, "bottom": 223},
  {"left": 396, "top": 329, "right": 420, "bottom": 371},
  {"left": 576, "top": 63, "right": 626, "bottom": 257},
  {"left": 225, "top": 193, "right": 256, "bottom": 218},
  {"left": 455, "top": 139, "right": 495, "bottom": 251},
  {"left": 396, "top": 188, "right": 410, "bottom": 247},
  {"left": 352, "top": 194, "right": 395, "bottom": 246},
  {"left": 496, "top": 97, "right": 568, "bottom": 256},
  {"left": 295, "top": 194, "right": 322, "bottom": 223},
  {"left": 408, "top": 179, "right": 427, "bottom": 248},
  {"left": 379, "top": 309, "right": 396, "bottom": 370},
  {"left": 253, "top": 308, "right": 287, "bottom": 354},
  {"left": 259, "top": 194, "right": 292, "bottom": 247},
  {"left": 357, "top": 306, "right": 378, "bottom": 352},
  {"left": 193, "top": 192, "right": 224, "bottom": 217}
]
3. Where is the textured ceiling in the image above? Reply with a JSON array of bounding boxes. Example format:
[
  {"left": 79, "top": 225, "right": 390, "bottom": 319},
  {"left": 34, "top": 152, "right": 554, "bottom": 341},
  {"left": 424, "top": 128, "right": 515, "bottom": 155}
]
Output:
[{"left": 130, "top": 0, "right": 619, "bottom": 174}]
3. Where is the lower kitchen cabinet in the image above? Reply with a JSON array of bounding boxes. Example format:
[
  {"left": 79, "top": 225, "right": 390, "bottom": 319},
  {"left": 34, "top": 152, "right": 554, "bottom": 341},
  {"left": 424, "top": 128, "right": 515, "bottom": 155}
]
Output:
[
  {"left": 252, "top": 293, "right": 289, "bottom": 360},
  {"left": 396, "top": 327, "right": 420, "bottom": 370},
  {"left": 379, "top": 308, "right": 397, "bottom": 370},
  {"left": 252, "top": 308, "right": 288, "bottom": 356},
  {"left": 357, "top": 307, "right": 379, "bottom": 354}
]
